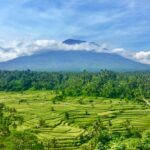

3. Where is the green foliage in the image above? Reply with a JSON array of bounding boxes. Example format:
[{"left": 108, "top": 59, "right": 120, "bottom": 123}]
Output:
[
  {"left": 5, "top": 131, "right": 44, "bottom": 150},
  {"left": 0, "top": 70, "right": 150, "bottom": 100},
  {"left": 85, "top": 110, "right": 89, "bottom": 115},
  {"left": 0, "top": 103, "right": 44, "bottom": 150},
  {"left": 109, "top": 142, "right": 126, "bottom": 150},
  {"left": 39, "top": 118, "right": 46, "bottom": 127},
  {"left": 64, "top": 112, "right": 69, "bottom": 120},
  {"left": 51, "top": 138, "right": 57, "bottom": 148},
  {"left": 50, "top": 106, "right": 55, "bottom": 111},
  {"left": 142, "top": 130, "right": 150, "bottom": 149}
]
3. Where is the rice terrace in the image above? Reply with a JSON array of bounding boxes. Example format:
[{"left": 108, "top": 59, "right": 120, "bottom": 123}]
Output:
[{"left": 1, "top": 87, "right": 150, "bottom": 149}]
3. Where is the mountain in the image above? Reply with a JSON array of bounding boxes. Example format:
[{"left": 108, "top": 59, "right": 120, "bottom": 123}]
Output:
[
  {"left": 63, "top": 39, "right": 86, "bottom": 45},
  {"left": 0, "top": 50, "right": 150, "bottom": 71}
]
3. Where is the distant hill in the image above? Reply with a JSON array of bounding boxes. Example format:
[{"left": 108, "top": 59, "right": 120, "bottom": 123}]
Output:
[
  {"left": 63, "top": 39, "right": 86, "bottom": 45},
  {"left": 0, "top": 50, "right": 150, "bottom": 71}
]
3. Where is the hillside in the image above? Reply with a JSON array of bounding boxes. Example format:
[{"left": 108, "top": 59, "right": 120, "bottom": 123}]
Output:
[{"left": 0, "top": 50, "right": 149, "bottom": 71}]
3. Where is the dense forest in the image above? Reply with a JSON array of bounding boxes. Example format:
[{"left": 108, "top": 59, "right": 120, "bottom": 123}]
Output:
[{"left": 0, "top": 70, "right": 150, "bottom": 100}]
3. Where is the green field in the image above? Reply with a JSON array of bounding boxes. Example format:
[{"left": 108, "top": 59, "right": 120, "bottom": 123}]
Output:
[{"left": 0, "top": 91, "right": 150, "bottom": 149}]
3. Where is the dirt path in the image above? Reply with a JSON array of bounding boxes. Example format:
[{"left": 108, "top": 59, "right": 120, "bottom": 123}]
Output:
[{"left": 143, "top": 97, "right": 150, "bottom": 106}]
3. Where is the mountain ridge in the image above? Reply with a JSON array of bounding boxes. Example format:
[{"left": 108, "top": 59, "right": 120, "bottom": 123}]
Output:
[{"left": 0, "top": 50, "right": 149, "bottom": 71}]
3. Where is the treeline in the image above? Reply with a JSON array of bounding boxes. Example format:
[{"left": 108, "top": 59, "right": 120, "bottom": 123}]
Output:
[{"left": 0, "top": 70, "right": 150, "bottom": 100}]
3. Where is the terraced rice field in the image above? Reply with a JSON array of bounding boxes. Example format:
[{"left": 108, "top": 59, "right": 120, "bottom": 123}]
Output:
[{"left": 0, "top": 91, "right": 150, "bottom": 149}]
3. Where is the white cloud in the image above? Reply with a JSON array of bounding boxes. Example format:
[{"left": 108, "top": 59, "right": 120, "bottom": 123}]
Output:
[
  {"left": 133, "top": 51, "right": 150, "bottom": 64},
  {"left": 0, "top": 39, "right": 102, "bottom": 61},
  {"left": 112, "top": 48, "right": 150, "bottom": 64},
  {"left": 112, "top": 48, "right": 134, "bottom": 58},
  {"left": 0, "top": 51, "right": 17, "bottom": 62},
  {"left": 0, "top": 39, "right": 150, "bottom": 65}
]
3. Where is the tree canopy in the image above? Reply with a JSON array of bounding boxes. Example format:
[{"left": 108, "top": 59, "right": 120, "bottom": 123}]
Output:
[{"left": 0, "top": 70, "right": 149, "bottom": 100}]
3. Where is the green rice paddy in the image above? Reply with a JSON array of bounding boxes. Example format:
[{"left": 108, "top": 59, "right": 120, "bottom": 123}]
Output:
[{"left": 0, "top": 91, "right": 150, "bottom": 149}]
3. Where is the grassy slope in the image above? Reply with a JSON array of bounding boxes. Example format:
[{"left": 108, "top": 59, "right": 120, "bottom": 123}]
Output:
[{"left": 0, "top": 91, "right": 150, "bottom": 149}]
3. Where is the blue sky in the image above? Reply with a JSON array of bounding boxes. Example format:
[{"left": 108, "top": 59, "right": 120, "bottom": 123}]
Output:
[{"left": 0, "top": 0, "right": 150, "bottom": 51}]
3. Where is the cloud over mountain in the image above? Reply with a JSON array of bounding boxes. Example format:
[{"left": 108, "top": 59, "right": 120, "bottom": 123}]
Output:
[
  {"left": 133, "top": 51, "right": 150, "bottom": 64},
  {"left": 0, "top": 39, "right": 150, "bottom": 64}
]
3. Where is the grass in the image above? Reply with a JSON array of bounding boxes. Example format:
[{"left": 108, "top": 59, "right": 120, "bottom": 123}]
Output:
[{"left": 0, "top": 91, "right": 150, "bottom": 149}]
